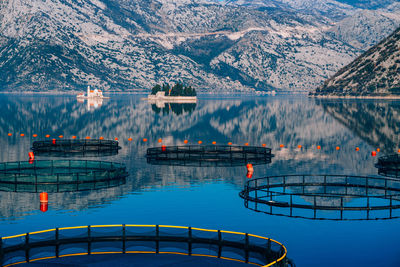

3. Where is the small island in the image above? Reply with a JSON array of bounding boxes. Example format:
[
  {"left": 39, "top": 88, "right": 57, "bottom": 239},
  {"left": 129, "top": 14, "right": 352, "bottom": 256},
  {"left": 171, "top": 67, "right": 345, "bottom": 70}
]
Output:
[{"left": 148, "top": 82, "right": 197, "bottom": 102}]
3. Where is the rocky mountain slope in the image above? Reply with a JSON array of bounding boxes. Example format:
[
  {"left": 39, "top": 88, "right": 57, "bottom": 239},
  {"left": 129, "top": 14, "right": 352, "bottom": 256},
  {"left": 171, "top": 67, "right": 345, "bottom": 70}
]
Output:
[
  {"left": 327, "top": 4, "right": 400, "bottom": 50},
  {"left": 0, "top": 0, "right": 399, "bottom": 92},
  {"left": 311, "top": 25, "right": 400, "bottom": 96}
]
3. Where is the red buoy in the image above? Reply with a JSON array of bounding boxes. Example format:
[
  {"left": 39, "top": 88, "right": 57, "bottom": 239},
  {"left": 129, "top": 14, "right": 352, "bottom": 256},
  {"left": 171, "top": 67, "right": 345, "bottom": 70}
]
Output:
[
  {"left": 52, "top": 139, "right": 56, "bottom": 145},
  {"left": 40, "top": 192, "right": 48, "bottom": 203},
  {"left": 28, "top": 152, "right": 34, "bottom": 160},
  {"left": 371, "top": 151, "right": 377, "bottom": 157},
  {"left": 161, "top": 145, "right": 166, "bottom": 152},
  {"left": 317, "top": 145, "right": 321, "bottom": 150},
  {"left": 246, "top": 171, "right": 253, "bottom": 179}
]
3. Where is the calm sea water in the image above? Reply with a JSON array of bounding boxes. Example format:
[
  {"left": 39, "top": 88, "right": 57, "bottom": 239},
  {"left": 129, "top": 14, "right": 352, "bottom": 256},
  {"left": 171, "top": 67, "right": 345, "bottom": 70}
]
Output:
[{"left": 0, "top": 94, "right": 399, "bottom": 267}]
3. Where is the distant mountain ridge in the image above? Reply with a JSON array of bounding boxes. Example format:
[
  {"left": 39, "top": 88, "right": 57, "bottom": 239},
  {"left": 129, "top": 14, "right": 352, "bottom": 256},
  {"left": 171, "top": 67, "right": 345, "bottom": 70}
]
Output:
[
  {"left": 0, "top": 0, "right": 399, "bottom": 92},
  {"left": 311, "top": 25, "right": 400, "bottom": 96}
]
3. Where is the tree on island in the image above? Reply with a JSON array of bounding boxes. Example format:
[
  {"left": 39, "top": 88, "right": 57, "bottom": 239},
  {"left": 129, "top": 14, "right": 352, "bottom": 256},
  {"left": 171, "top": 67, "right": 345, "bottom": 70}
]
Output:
[{"left": 151, "top": 82, "right": 196, "bottom": 96}]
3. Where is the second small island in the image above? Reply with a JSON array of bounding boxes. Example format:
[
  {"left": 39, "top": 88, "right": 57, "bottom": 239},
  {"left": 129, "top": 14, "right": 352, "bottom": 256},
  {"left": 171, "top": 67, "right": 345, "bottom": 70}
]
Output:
[{"left": 148, "top": 82, "right": 197, "bottom": 102}]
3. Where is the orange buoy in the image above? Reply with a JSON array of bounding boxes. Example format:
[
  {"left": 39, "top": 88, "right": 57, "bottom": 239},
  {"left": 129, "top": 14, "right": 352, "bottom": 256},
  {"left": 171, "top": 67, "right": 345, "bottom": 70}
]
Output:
[
  {"left": 72, "top": 136, "right": 77, "bottom": 139},
  {"left": 158, "top": 138, "right": 162, "bottom": 143},
  {"left": 356, "top": 147, "right": 360, "bottom": 151},
  {"left": 28, "top": 152, "right": 34, "bottom": 160},
  {"left": 128, "top": 138, "right": 132, "bottom": 141},
  {"left": 212, "top": 141, "right": 216, "bottom": 145},
  {"left": 40, "top": 202, "right": 48, "bottom": 212},
  {"left": 280, "top": 144, "right": 284, "bottom": 148},
  {"left": 298, "top": 145, "right": 302, "bottom": 149},
  {"left": 244, "top": 143, "right": 249, "bottom": 146},
  {"left": 246, "top": 171, "right": 253, "bottom": 179},
  {"left": 246, "top": 163, "right": 254, "bottom": 172},
  {"left": 336, "top": 146, "right": 340, "bottom": 150},
  {"left": 59, "top": 135, "right": 64, "bottom": 138},
  {"left": 20, "top": 134, "right": 25, "bottom": 137},
  {"left": 228, "top": 142, "right": 232, "bottom": 145},
  {"left": 161, "top": 145, "right": 166, "bottom": 152},
  {"left": 143, "top": 138, "right": 148, "bottom": 142},
  {"left": 86, "top": 136, "right": 91, "bottom": 139},
  {"left": 262, "top": 144, "right": 266, "bottom": 147},
  {"left": 371, "top": 151, "right": 377, "bottom": 157},
  {"left": 198, "top": 141, "right": 203, "bottom": 144},
  {"left": 33, "top": 134, "right": 38, "bottom": 138},
  {"left": 115, "top": 137, "right": 118, "bottom": 141},
  {"left": 184, "top": 140, "right": 188, "bottom": 144},
  {"left": 52, "top": 139, "right": 56, "bottom": 145},
  {"left": 99, "top": 136, "right": 104, "bottom": 140},
  {"left": 398, "top": 149, "right": 400, "bottom": 153},
  {"left": 40, "top": 192, "right": 48, "bottom": 203},
  {"left": 377, "top": 148, "right": 380, "bottom": 152},
  {"left": 317, "top": 145, "right": 321, "bottom": 150},
  {"left": 45, "top": 134, "right": 50, "bottom": 138},
  {"left": 7, "top": 133, "right": 12, "bottom": 136}
]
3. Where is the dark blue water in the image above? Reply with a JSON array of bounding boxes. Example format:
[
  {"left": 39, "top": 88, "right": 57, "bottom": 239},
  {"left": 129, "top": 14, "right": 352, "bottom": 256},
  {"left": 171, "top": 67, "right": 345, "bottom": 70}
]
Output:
[{"left": 0, "top": 94, "right": 399, "bottom": 267}]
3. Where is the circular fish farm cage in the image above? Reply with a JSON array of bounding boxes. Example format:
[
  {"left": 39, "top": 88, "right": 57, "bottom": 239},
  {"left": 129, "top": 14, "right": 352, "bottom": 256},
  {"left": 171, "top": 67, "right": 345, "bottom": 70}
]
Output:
[
  {"left": 0, "top": 160, "right": 128, "bottom": 193},
  {"left": 146, "top": 145, "right": 273, "bottom": 167},
  {"left": 31, "top": 139, "right": 121, "bottom": 157},
  {"left": 0, "top": 224, "right": 292, "bottom": 267},
  {"left": 240, "top": 175, "right": 400, "bottom": 221},
  {"left": 376, "top": 154, "right": 400, "bottom": 178}
]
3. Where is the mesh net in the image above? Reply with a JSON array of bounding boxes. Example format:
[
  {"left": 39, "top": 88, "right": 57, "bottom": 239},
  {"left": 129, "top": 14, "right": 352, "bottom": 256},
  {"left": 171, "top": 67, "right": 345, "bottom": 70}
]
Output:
[
  {"left": 0, "top": 160, "right": 127, "bottom": 193},
  {"left": 376, "top": 154, "right": 400, "bottom": 178},
  {"left": 31, "top": 139, "right": 120, "bottom": 157},
  {"left": 241, "top": 175, "right": 400, "bottom": 220},
  {"left": 146, "top": 145, "right": 273, "bottom": 167},
  {"left": 0, "top": 225, "right": 289, "bottom": 267}
]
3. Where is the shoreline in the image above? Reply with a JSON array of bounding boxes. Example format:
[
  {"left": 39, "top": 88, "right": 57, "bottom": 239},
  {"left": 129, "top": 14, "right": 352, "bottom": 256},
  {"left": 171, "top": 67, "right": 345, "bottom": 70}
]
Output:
[{"left": 309, "top": 95, "right": 400, "bottom": 99}]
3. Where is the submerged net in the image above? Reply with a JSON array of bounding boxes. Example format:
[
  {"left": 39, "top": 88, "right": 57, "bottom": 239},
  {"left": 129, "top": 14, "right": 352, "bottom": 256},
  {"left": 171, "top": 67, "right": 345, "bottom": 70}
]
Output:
[
  {"left": 240, "top": 175, "right": 400, "bottom": 220},
  {"left": 376, "top": 154, "right": 400, "bottom": 178},
  {"left": 146, "top": 145, "right": 273, "bottom": 167},
  {"left": 0, "top": 160, "right": 128, "bottom": 193},
  {"left": 31, "top": 139, "right": 121, "bottom": 157},
  {"left": 0, "top": 225, "right": 291, "bottom": 267}
]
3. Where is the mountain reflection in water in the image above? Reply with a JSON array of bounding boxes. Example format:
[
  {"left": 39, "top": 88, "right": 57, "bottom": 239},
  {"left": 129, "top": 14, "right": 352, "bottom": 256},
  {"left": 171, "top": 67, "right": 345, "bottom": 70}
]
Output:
[{"left": 0, "top": 95, "right": 397, "bottom": 220}]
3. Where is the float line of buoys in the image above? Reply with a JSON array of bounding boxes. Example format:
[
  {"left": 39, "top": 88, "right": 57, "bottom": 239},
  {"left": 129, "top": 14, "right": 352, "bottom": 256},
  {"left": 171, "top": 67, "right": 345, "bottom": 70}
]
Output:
[{"left": 4, "top": 134, "right": 400, "bottom": 154}]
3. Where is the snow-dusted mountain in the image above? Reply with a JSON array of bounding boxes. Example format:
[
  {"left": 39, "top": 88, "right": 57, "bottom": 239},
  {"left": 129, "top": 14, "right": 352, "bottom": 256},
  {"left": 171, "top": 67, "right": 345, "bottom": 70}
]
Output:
[
  {"left": 312, "top": 25, "right": 400, "bottom": 96},
  {"left": 0, "top": 0, "right": 399, "bottom": 92},
  {"left": 327, "top": 4, "right": 400, "bottom": 50}
]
